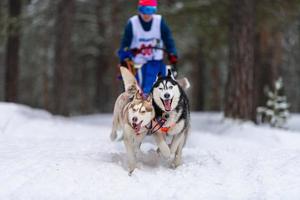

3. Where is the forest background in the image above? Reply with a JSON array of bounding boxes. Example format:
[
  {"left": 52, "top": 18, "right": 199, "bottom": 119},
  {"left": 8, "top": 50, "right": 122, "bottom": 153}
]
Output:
[{"left": 0, "top": 0, "right": 300, "bottom": 121}]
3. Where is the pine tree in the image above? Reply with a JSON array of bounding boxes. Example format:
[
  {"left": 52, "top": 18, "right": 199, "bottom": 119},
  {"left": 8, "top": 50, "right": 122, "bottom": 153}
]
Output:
[{"left": 256, "top": 78, "right": 290, "bottom": 128}]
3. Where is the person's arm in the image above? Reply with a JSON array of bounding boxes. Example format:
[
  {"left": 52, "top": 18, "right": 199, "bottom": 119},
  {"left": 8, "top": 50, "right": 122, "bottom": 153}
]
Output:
[
  {"left": 161, "top": 17, "right": 178, "bottom": 76},
  {"left": 118, "top": 21, "right": 133, "bottom": 62},
  {"left": 161, "top": 17, "right": 177, "bottom": 57}
]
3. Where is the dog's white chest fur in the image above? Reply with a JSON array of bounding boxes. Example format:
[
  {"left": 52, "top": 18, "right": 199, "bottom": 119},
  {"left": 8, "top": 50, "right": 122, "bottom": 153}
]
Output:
[{"left": 161, "top": 109, "right": 184, "bottom": 136}]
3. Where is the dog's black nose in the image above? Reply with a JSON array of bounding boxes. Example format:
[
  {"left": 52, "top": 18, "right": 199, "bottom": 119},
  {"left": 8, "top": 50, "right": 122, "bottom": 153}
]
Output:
[
  {"left": 164, "top": 93, "right": 170, "bottom": 99},
  {"left": 132, "top": 117, "right": 138, "bottom": 122}
]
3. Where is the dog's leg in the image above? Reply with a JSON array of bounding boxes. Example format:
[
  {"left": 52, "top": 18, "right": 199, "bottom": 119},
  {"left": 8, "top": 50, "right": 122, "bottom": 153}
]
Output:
[
  {"left": 124, "top": 135, "right": 137, "bottom": 175},
  {"left": 173, "top": 135, "right": 185, "bottom": 168},
  {"left": 111, "top": 94, "right": 129, "bottom": 141},
  {"left": 169, "top": 132, "right": 185, "bottom": 168},
  {"left": 171, "top": 125, "right": 190, "bottom": 168},
  {"left": 153, "top": 132, "right": 170, "bottom": 159},
  {"left": 110, "top": 115, "right": 119, "bottom": 141},
  {"left": 134, "top": 135, "right": 145, "bottom": 159},
  {"left": 170, "top": 132, "right": 184, "bottom": 155},
  {"left": 111, "top": 97, "right": 120, "bottom": 141},
  {"left": 111, "top": 102, "right": 121, "bottom": 141}
]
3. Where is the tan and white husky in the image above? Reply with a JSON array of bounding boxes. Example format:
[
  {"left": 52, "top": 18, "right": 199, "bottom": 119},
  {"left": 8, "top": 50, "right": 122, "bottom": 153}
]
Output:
[{"left": 111, "top": 67, "right": 155, "bottom": 175}]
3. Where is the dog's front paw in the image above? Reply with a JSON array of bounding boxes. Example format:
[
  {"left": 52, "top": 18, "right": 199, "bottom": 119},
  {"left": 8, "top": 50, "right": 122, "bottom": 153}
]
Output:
[
  {"left": 170, "top": 155, "right": 181, "bottom": 169},
  {"left": 128, "top": 169, "right": 134, "bottom": 176},
  {"left": 166, "top": 154, "right": 175, "bottom": 167},
  {"left": 128, "top": 163, "right": 137, "bottom": 176}
]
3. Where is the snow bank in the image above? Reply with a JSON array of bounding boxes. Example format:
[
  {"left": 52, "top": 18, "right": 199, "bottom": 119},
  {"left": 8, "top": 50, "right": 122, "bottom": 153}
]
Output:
[{"left": 0, "top": 103, "right": 300, "bottom": 200}]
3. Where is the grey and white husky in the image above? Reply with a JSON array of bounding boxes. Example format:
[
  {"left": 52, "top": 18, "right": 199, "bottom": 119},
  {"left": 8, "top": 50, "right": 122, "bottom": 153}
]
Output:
[
  {"left": 111, "top": 67, "right": 155, "bottom": 175},
  {"left": 151, "top": 71, "right": 190, "bottom": 168}
]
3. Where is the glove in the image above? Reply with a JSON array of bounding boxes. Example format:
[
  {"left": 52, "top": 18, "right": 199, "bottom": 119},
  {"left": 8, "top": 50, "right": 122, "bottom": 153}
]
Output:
[
  {"left": 120, "top": 60, "right": 129, "bottom": 68},
  {"left": 168, "top": 54, "right": 178, "bottom": 65},
  {"left": 118, "top": 48, "right": 133, "bottom": 62}
]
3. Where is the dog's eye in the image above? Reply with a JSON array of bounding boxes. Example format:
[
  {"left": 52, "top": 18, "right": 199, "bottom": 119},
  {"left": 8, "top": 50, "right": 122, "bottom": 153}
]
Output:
[
  {"left": 141, "top": 111, "right": 146, "bottom": 114},
  {"left": 132, "top": 108, "right": 137, "bottom": 112},
  {"left": 159, "top": 88, "right": 163, "bottom": 90},
  {"left": 169, "top": 86, "right": 173, "bottom": 89}
]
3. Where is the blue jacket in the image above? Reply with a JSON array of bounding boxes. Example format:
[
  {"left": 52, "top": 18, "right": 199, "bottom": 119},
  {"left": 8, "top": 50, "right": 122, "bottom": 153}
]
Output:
[{"left": 118, "top": 15, "right": 177, "bottom": 61}]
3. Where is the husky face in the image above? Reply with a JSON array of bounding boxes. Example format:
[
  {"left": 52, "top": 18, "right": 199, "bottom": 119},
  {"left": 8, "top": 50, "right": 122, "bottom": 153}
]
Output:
[
  {"left": 152, "top": 78, "right": 181, "bottom": 112},
  {"left": 128, "top": 92, "right": 155, "bottom": 133}
]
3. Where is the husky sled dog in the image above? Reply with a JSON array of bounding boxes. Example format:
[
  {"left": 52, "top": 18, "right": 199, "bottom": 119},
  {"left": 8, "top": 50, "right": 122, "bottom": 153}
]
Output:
[
  {"left": 151, "top": 70, "right": 190, "bottom": 168},
  {"left": 111, "top": 67, "right": 155, "bottom": 175}
]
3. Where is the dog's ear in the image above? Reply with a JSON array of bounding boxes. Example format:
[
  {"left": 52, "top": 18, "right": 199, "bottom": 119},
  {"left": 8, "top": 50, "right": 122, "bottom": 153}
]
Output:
[
  {"left": 134, "top": 90, "right": 143, "bottom": 100},
  {"left": 145, "top": 94, "right": 153, "bottom": 112},
  {"left": 154, "top": 73, "right": 163, "bottom": 84},
  {"left": 146, "top": 94, "right": 152, "bottom": 103},
  {"left": 167, "top": 69, "right": 176, "bottom": 81},
  {"left": 157, "top": 72, "right": 162, "bottom": 79},
  {"left": 167, "top": 69, "right": 172, "bottom": 77},
  {"left": 120, "top": 66, "right": 138, "bottom": 92},
  {"left": 153, "top": 73, "right": 161, "bottom": 85}
]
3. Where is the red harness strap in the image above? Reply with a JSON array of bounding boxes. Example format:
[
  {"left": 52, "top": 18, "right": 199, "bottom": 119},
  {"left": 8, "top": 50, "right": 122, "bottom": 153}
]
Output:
[
  {"left": 160, "top": 122, "right": 176, "bottom": 134},
  {"left": 160, "top": 126, "right": 169, "bottom": 134}
]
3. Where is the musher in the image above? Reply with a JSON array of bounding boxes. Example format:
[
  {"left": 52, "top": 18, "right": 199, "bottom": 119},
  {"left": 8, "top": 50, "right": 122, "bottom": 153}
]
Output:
[{"left": 118, "top": 0, "right": 178, "bottom": 94}]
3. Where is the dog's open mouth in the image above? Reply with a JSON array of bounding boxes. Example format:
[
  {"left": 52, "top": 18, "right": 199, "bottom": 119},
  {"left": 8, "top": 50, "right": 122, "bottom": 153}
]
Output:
[
  {"left": 132, "top": 120, "right": 143, "bottom": 134},
  {"left": 161, "top": 98, "right": 173, "bottom": 112}
]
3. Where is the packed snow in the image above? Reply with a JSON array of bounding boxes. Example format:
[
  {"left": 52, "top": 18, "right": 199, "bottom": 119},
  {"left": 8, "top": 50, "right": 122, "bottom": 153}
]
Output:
[{"left": 0, "top": 103, "right": 300, "bottom": 200}]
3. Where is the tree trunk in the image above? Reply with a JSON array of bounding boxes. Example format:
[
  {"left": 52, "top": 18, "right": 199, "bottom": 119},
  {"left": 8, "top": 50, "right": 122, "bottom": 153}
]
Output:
[
  {"left": 254, "top": 27, "right": 282, "bottom": 113},
  {"left": 210, "top": 65, "right": 221, "bottom": 111},
  {"left": 53, "top": 0, "right": 75, "bottom": 115},
  {"left": 5, "top": 0, "right": 22, "bottom": 102},
  {"left": 79, "top": 57, "right": 89, "bottom": 113},
  {"left": 95, "top": 0, "right": 121, "bottom": 112},
  {"left": 209, "top": 30, "right": 222, "bottom": 111},
  {"left": 191, "top": 38, "right": 206, "bottom": 111},
  {"left": 95, "top": 0, "right": 110, "bottom": 112},
  {"left": 224, "top": 0, "right": 256, "bottom": 120}
]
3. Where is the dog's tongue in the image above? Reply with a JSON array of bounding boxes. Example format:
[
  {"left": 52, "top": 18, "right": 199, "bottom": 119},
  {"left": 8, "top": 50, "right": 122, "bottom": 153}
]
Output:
[
  {"left": 133, "top": 121, "right": 142, "bottom": 134},
  {"left": 164, "top": 99, "right": 172, "bottom": 111}
]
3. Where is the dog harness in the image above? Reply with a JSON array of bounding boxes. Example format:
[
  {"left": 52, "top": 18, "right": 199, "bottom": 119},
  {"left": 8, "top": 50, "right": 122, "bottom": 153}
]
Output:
[
  {"left": 147, "top": 113, "right": 176, "bottom": 134},
  {"left": 159, "top": 123, "right": 176, "bottom": 134}
]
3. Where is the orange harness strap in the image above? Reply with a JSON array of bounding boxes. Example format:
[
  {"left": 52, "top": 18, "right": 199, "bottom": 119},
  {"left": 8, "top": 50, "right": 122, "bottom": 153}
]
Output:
[
  {"left": 160, "top": 126, "right": 169, "bottom": 134},
  {"left": 160, "top": 122, "right": 176, "bottom": 134}
]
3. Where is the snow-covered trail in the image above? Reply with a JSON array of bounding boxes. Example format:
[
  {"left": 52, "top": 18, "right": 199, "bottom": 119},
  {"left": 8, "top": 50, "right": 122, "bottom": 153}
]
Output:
[{"left": 0, "top": 103, "right": 300, "bottom": 200}]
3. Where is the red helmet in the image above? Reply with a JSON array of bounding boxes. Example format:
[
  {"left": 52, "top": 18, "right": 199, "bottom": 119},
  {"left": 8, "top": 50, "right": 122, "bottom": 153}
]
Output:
[{"left": 138, "top": 0, "right": 158, "bottom": 7}]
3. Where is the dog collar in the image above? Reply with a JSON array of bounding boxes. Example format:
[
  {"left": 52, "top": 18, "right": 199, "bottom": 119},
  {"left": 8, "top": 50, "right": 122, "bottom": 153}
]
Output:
[{"left": 159, "top": 112, "right": 176, "bottom": 134}]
